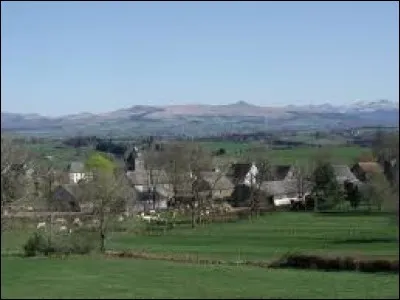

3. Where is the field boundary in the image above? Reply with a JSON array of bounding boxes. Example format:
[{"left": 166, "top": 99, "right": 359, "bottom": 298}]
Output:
[{"left": 102, "top": 250, "right": 399, "bottom": 274}]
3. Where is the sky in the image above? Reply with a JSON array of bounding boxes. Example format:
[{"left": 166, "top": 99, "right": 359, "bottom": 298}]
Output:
[{"left": 1, "top": 1, "right": 399, "bottom": 116}]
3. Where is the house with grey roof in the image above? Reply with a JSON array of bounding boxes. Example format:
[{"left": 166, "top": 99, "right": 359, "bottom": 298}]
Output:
[
  {"left": 227, "top": 163, "right": 296, "bottom": 186},
  {"left": 126, "top": 170, "right": 171, "bottom": 212},
  {"left": 260, "top": 179, "right": 313, "bottom": 207},
  {"left": 227, "top": 162, "right": 259, "bottom": 186},
  {"left": 200, "top": 172, "right": 235, "bottom": 200},
  {"left": 67, "top": 162, "right": 88, "bottom": 184},
  {"left": 126, "top": 166, "right": 236, "bottom": 211},
  {"left": 227, "top": 163, "right": 304, "bottom": 207},
  {"left": 332, "top": 165, "right": 360, "bottom": 185},
  {"left": 271, "top": 165, "right": 296, "bottom": 181},
  {"left": 51, "top": 184, "right": 81, "bottom": 212}
]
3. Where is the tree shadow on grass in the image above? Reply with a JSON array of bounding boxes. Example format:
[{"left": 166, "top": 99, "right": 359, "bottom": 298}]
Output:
[{"left": 331, "top": 237, "right": 397, "bottom": 245}]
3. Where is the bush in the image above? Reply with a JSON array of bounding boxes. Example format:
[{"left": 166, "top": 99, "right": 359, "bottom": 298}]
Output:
[
  {"left": 66, "top": 232, "right": 96, "bottom": 254},
  {"left": 290, "top": 201, "right": 306, "bottom": 211},
  {"left": 23, "top": 232, "right": 48, "bottom": 257},
  {"left": 213, "top": 148, "right": 226, "bottom": 156},
  {"left": 268, "top": 253, "right": 399, "bottom": 274},
  {"left": 22, "top": 231, "right": 96, "bottom": 257}
]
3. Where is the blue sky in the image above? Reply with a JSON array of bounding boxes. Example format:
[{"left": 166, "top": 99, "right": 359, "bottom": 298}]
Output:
[{"left": 1, "top": 1, "right": 399, "bottom": 116}]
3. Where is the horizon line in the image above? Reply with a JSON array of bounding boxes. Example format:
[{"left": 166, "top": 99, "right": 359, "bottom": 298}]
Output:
[{"left": 1, "top": 99, "right": 398, "bottom": 118}]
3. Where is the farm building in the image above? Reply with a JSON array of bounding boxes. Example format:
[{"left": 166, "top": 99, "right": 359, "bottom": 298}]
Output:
[
  {"left": 200, "top": 172, "right": 235, "bottom": 200},
  {"left": 261, "top": 179, "right": 313, "bottom": 207},
  {"left": 51, "top": 184, "right": 81, "bottom": 212},
  {"left": 67, "top": 162, "right": 87, "bottom": 184},
  {"left": 332, "top": 165, "right": 360, "bottom": 185},
  {"left": 126, "top": 170, "right": 171, "bottom": 212},
  {"left": 227, "top": 163, "right": 258, "bottom": 186},
  {"left": 227, "top": 163, "right": 295, "bottom": 186}
]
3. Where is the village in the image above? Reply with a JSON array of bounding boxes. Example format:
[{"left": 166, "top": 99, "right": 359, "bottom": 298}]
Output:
[
  {"left": 2, "top": 1, "right": 398, "bottom": 297},
  {"left": 4, "top": 140, "right": 396, "bottom": 223}
]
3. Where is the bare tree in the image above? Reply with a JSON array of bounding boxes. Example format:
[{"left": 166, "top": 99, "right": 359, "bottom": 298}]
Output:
[
  {"left": 373, "top": 130, "right": 399, "bottom": 163},
  {"left": 1, "top": 137, "right": 33, "bottom": 233},
  {"left": 142, "top": 147, "right": 163, "bottom": 210},
  {"left": 80, "top": 169, "right": 132, "bottom": 253},
  {"left": 34, "top": 163, "right": 67, "bottom": 211},
  {"left": 201, "top": 157, "right": 235, "bottom": 215},
  {"left": 243, "top": 145, "right": 271, "bottom": 217},
  {"left": 363, "top": 172, "right": 396, "bottom": 212},
  {"left": 291, "top": 160, "right": 314, "bottom": 209},
  {"left": 161, "top": 142, "right": 213, "bottom": 228},
  {"left": 159, "top": 143, "right": 186, "bottom": 210},
  {"left": 371, "top": 131, "right": 399, "bottom": 223}
]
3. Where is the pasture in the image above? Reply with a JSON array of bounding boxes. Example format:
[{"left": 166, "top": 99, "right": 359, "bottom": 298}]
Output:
[
  {"left": 2, "top": 213, "right": 398, "bottom": 261},
  {"left": 22, "top": 139, "right": 371, "bottom": 171},
  {"left": 2, "top": 213, "right": 398, "bottom": 298},
  {"left": 109, "top": 212, "right": 399, "bottom": 261},
  {"left": 2, "top": 256, "right": 398, "bottom": 299},
  {"left": 202, "top": 141, "right": 371, "bottom": 166},
  {"left": 25, "top": 142, "right": 94, "bottom": 169}
]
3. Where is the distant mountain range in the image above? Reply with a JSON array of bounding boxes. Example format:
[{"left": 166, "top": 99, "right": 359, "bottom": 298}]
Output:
[{"left": 2, "top": 100, "right": 398, "bottom": 137}]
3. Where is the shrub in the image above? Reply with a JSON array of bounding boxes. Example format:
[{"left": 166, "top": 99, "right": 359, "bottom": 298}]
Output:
[
  {"left": 22, "top": 231, "right": 95, "bottom": 257},
  {"left": 213, "top": 148, "right": 226, "bottom": 156},
  {"left": 67, "top": 232, "right": 96, "bottom": 254},
  {"left": 268, "top": 253, "right": 399, "bottom": 274},
  {"left": 23, "top": 232, "right": 48, "bottom": 257},
  {"left": 290, "top": 201, "right": 306, "bottom": 211},
  {"left": 358, "top": 259, "right": 398, "bottom": 273}
]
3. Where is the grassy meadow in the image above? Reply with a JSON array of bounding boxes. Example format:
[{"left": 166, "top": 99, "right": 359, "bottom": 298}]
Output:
[
  {"left": 106, "top": 213, "right": 398, "bottom": 262},
  {"left": 2, "top": 256, "right": 398, "bottom": 299},
  {"left": 3, "top": 213, "right": 398, "bottom": 261},
  {"left": 22, "top": 138, "right": 372, "bottom": 171},
  {"left": 201, "top": 141, "right": 371, "bottom": 166},
  {"left": 24, "top": 142, "right": 95, "bottom": 169},
  {"left": 2, "top": 213, "right": 398, "bottom": 298}
]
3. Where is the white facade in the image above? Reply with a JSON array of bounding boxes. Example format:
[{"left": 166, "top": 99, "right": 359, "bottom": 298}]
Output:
[
  {"left": 273, "top": 196, "right": 300, "bottom": 207},
  {"left": 243, "top": 163, "right": 258, "bottom": 186},
  {"left": 273, "top": 192, "right": 310, "bottom": 207},
  {"left": 69, "top": 172, "right": 86, "bottom": 184},
  {"left": 133, "top": 199, "right": 168, "bottom": 212}
]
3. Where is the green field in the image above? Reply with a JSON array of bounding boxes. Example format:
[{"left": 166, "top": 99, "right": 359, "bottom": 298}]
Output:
[
  {"left": 24, "top": 142, "right": 94, "bottom": 170},
  {"left": 3, "top": 213, "right": 398, "bottom": 261},
  {"left": 202, "top": 142, "right": 371, "bottom": 166},
  {"left": 22, "top": 139, "right": 371, "bottom": 172},
  {"left": 109, "top": 213, "right": 398, "bottom": 261},
  {"left": 2, "top": 213, "right": 398, "bottom": 298},
  {"left": 2, "top": 256, "right": 398, "bottom": 299}
]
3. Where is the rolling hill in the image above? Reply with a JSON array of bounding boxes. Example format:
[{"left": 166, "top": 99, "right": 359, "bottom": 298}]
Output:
[{"left": 1, "top": 100, "right": 398, "bottom": 137}]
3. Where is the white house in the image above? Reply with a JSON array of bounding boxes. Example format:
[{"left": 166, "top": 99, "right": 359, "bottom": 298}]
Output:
[
  {"left": 67, "top": 162, "right": 87, "bottom": 184},
  {"left": 243, "top": 163, "right": 259, "bottom": 186},
  {"left": 261, "top": 179, "right": 313, "bottom": 207}
]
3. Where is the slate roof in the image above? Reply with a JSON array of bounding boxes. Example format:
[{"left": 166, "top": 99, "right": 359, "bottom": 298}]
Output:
[
  {"left": 332, "top": 165, "right": 359, "bottom": 183},
  {"left": 200, "top": 172, "right": 235, "bottom": 191},
  {"left": 60, "top": 183, "right": 82, "bottom": 199},
  {"left": 52, "top": 184, "right": 82, "bottom": 212},
  {"left": 227, "top": 163, "right": 296, "bottom": 183},
  {"left": 271, "top": 165, "right": 294, "bottom": 180},
  {"left": 228, "top": 163, "right": 252, "bottom": 182},
  {"left": 68, "top": 162, "right": 85, "bottom": 173},
  {"left": 126, "top": 170, "right": 170, "bottom": 185},
  {"left": 260, "top": 180, "right": 313, "bottom": 196}
]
